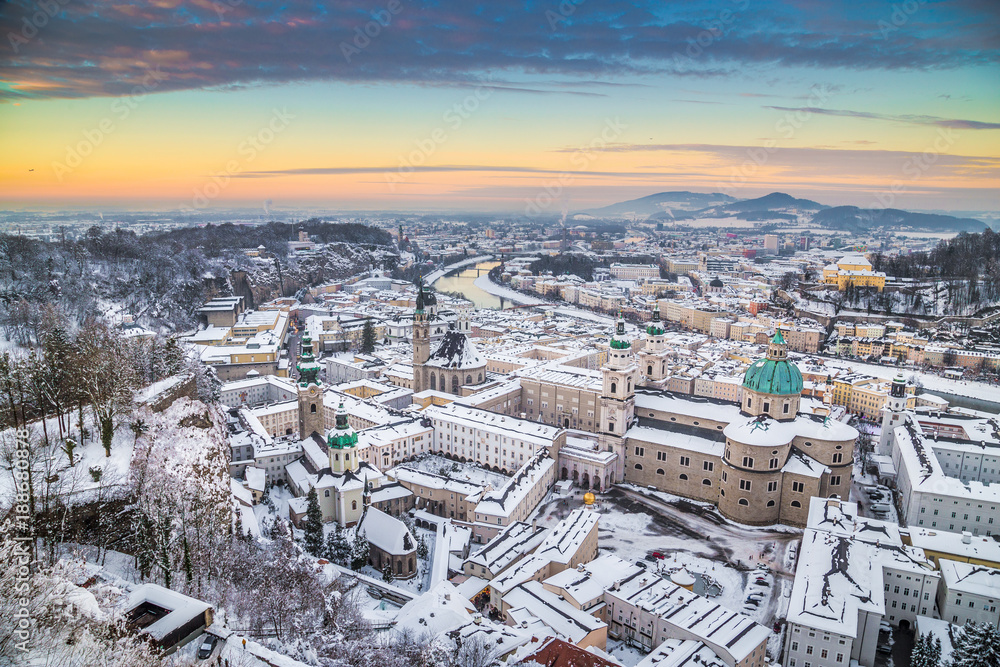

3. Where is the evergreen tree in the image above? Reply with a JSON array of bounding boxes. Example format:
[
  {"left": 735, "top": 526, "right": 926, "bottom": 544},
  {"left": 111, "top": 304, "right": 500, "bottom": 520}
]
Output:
[
  {"left": 303, "top": 487, "right": 324, "bottom": 556},
  {"left": 382, "top": 561, "right": 394, "bottom": 583},
  {"left": 351, "top": 530, "right": 370, "bottom": 571},
  {"left": 417, "top": 535, "right": 429, "bottom": 559},
  {"left": 950, "top": 622, "right": 1000, "bottom": 667},
  {"left": 162, "top": 337, "right": 184, "bottom": 376},
  {"left": 182, "top": 536, "right": 193, "bottom": 585},
  {"left": 911, "top": 632, "right": 932, "bottom": 667},
  {"left": 325, "top": 522, "right": 351, "bottom": 565},
  {"left": 361, "top": 318, "right": 376, "bottom": 354}
]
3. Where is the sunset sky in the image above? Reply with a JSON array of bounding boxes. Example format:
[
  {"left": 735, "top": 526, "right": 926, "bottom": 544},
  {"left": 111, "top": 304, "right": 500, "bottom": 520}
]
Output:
[{"left": 1, "top": 0, "right": 997, "bottom": 213}]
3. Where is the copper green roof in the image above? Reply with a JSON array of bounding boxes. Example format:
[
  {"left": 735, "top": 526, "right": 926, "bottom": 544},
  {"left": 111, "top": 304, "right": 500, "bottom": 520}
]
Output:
[{"left": 742, "top": 357, "right": 802, "bottom": 395}]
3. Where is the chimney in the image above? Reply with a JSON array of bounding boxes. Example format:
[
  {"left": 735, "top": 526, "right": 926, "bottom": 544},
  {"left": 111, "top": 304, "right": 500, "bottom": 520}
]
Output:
[
  {"left": 473, "top": 614, "right": 483, "bottom": 625},
  {"left": 962, "top": 531, "right": 972, "bottom": 544}
]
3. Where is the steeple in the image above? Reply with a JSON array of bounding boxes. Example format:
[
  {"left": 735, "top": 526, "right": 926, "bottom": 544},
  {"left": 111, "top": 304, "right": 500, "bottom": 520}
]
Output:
[
  {"left": 766, "top": 330, "right": 788, "bottom": 360},
  {"left": 328, "top": 401, "right": 360, "bottom": 473},
  {"left": 297, "top": 335, "right": 321, "bottom": 387},
  {"left": 646, "top": 305, "right": 664, "bottom": 337},
  {"left": 610, "top": 311, "right": 630, "bottom": 350}
]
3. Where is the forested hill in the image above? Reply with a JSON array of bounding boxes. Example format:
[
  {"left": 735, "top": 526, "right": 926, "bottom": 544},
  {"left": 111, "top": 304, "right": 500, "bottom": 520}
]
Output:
[{"left": 0, "top": 221, "right": 397, "bottom": 341}]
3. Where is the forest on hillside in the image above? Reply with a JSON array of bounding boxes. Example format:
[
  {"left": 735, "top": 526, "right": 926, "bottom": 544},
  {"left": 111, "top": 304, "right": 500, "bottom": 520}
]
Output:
[{"left": 0, "top": 221, "right": 396, "bottom": 338}]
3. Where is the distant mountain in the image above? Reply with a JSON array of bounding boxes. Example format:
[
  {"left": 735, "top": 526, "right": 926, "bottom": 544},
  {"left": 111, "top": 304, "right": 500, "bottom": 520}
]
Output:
[
  {"left": 811, "top": 206, "right": 987, "bottom": 233},
  {"left": 584, "top": 190, "right": 986, "bottom": 231},
  {"left": 582, "top": 191, "right": 737, "bottom": 219}
]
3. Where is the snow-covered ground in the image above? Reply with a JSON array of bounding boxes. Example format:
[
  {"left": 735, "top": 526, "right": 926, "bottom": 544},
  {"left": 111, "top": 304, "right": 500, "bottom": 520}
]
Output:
[{"left": 425, "top": 255, "right": 495, "bottom": 284}]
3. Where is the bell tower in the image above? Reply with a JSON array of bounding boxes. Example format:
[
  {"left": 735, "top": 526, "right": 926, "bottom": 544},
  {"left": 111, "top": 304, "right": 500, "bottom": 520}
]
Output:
[
  {"left": 639, "top": 305, "right": 667, "bottom": 381},
  {"left": 878, "top": 373, "right": 908, "bottom": 454},
  {"left": 600, "top": 313, "right": 637, "bottom": 482},
  {"left": 297, "top": 335, "right": 324, "bottom": 438},
  {"left": 328, "top": 402, "right": 360, "bottom": 473},
  {"left": 412, "top": 279, "right": 430, "bottom": 394}
]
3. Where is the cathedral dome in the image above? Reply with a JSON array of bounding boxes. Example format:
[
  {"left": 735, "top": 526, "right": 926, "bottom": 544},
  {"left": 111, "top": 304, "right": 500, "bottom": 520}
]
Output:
[{"left": 742, "top": 330, "right": 803, "bottom": 396}]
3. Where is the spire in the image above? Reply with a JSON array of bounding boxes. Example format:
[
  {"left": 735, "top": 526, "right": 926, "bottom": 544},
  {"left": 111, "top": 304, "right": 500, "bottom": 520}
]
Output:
[
  {"left": 646, "top": 304, "right": 664, "bottom": 337},
  {"left": 328, "top": 401, "right": 358, "bottom": 449},
  {"left": 415, "top": 276, "right": 425, "bottom": 313},
  {"left": 610, "top": 311, "right": 631, "bottom": 349},
  {"left": 297, "top": 335, "right": 321, "bottom": 387}
]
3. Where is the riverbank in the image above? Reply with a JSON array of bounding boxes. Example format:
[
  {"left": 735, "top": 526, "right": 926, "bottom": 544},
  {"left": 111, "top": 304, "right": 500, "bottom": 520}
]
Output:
[
  {"left": 472, "top": 273, "right": 546, "bottom": 306},
  {"left": 424, "top": 255, "right": 493, "bottom": 284}
]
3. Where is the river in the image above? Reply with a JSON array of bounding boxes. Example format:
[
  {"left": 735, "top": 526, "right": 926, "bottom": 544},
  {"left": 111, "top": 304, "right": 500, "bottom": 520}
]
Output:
[{"left": 433, "top": 261, "right": 506, "bottom": 309}]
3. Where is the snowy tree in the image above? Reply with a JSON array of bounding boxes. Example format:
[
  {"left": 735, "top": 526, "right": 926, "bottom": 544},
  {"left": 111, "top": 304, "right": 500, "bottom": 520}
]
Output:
[
  {"left": 382, "top": 561, "right": 394, "bottom": 583},
  {"left": 361, "top": 318, "right": 376, "bottom": 354},
  {"left": 912, "top": 632, "right": 936, "bottom": 667},
  {"left": 417, "top": 534, "right": 429, "bottom": 559},
  {"left": 454, "top": 633, "right": 501, "bottom": 667},
  {"left": 325, "top": 522, "right": 351, "bottom": 566},
  {"left": 950, "top": 622, "right": 1000, "bottom": 667},
  {"left": 351, "top": 531, "right": 370, "bottom": 571},
  {"left": 303, "top": 487, "right": 324, "bottom": 556},
  {"left": 76, "top": 323, "right": 138, "bottom": 456}
]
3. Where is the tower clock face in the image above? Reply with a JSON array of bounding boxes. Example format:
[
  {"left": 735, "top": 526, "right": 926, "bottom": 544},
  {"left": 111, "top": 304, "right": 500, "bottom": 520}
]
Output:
[{"left": 309, "top": 387, "right": 318, "bottom": 397}]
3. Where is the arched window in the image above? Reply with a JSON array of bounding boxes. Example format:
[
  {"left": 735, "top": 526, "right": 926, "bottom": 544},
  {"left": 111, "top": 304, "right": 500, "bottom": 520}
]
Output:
[
  {"left": 452, "top": 376, "right": 459, "bottom": 393},
  {"left": 466, "top": 375, "right": 472, "bottom": 385},
  {"left": 702, "top": 479, "right": 711, "bottom": 486},
  {"left": 351, "top": 500, "right": 358, "bottom": 510},
  {"left": 610, "top": 382, "right": 617, "bottom": 394},
  {"left": 647, "top": 365, "right": 653, "bottom": 375},
  {"left": 310, "top": 404, "right": 316, "bottom": 413},
  {"left": 767, "top": 500, "right": 775, "bottom": 507},
  {"left": 656, "top": 468, "right": 665, "bottom": 475},
  {"left": 478, "top": 373, "right": 483, "bottom": 383},
  {"left": 396, "top": 561, "right": 402, "bottom": 574},
  {"left": 608, "top": 422, "right": 615, "bottom": 433},
  {"left": 634, "top": 463, "right": 643, "bottom": 470},
  {"left": 627, "top": 378, "right": 632, "bottom": 392},
  {"left": 324, "top": 490, "right": 330, "bottom": 497},
  {"left": 763, "top": 402, "right": 770, "bottom": 413},
  {"left": 739, "top": 498, "right": 749, "bottom": 506},
  {"left": 430, "top": 373, "right": 436, "bottom": 390},
  {"left": 409, "top": 558, "right": 414, "bottom": 573},
  {"left": 791, "top": 500, "right": 801, "bottom": 508},
  {"left": 679, "top": 474, "right": 688, "bottom": 480}
]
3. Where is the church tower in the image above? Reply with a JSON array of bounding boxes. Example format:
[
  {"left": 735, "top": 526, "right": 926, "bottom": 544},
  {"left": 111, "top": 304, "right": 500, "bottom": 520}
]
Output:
[
  {"left": 600, "top": 313, "right": 637, "bottom": 482},
  {"left": 639, "top": 305, "right": 668, "bottom": 381},
  {"left": 878, "top": 373, "right": 908, "bottom": 454},
  {"left": 297, "top": 335, "right": 324, "bottom": 438},
  {"left": 412, "top": 280, "right": 431, "bottom": 394},
  {"left": 328, "top": 401, "right": 360, "bottom": 474}
]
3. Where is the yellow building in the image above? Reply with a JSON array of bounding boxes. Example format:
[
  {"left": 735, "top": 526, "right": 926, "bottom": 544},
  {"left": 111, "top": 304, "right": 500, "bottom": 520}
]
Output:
[{"left": 822, "top": 254, "right": 886, "bottom": 292}]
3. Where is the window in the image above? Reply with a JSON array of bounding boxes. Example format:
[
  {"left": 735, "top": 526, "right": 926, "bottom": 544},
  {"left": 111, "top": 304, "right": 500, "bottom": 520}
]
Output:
[
  {"left": 657, "top": 451, "right": 667, "bottom": 461},
  {"left": 769, "top": 457, "right": 779, "bottom": 469},
  {"left": 791, "top": 500, "right": 801, "bottom": 508},
  {"left": 611, "top": 382, "right": 617, "bottom": 394},
  {"left": 831, "top": 475, "right": 841, "bottom": 486},
  {"left": 634, "top": 446, "right": 644, "bottom": 456},
  {"left": 783, "top": 403, "right": 790, "bottom": 414},
  {"left": 679, "top": 474, "right": 688, "bottom": 480},
  {"left": 680, "top": 456, "right": 690, "bottom": 466},
  {"left": 656, "top": 468, "right": 665, "bottom": 476},
  {"left": 703, "top": 461, "right": 714, "bottom": 471},
  {"left": 634, "top": 463, "right": 643, "bottom": 470},
  {"left": 703, "top": 479, "right": 712, "bottom": 486},
  {"left": 791, "top": 642, "right": 799, "bottom": 652},
  {"left": 740, "top": 479, "right": 752, "bottom": 491},
  {"left": 806, "top": 647, "right": 813, "bottom": 655},
  {"left": 821, "top": 650, "right": 828, "bottom": 659},
  {"left": 747, "top": 397, "right": 752, "bottom": 408},
  {"left": 792, "top": 481, "right": 804, "bottom": 493},
  {"left": 742, "top": 456, "right": 754, "bottom": 468},
  {"left": 722, "top": 471, "right": 728, "bottom": 482},
  {"left": 832, "top": 453, "right": 843, "bottom": 464},
  {"left": 767, "top": 500, "right": 776, "bottom": 507},
  {"left": 767, "top": 481, "right": 778, "bottom": 492},
  {"left": 739, "top": 498, "right": 749, "bottom": 506}
]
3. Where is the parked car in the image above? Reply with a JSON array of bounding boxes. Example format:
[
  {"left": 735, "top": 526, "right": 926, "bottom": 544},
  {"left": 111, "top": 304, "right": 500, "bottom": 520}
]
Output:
[
  {"left": 636, "top": 560, "right": 648, "bottom": 569},
  {"left": 744, "top": 597, "right": 760, "bottom": 606},
  {"left": 880, "top": 621, "right": 892, "bottom": 633},
  {"left": 773, "top": 622, "right": 783, "bottom": 633},
  {"left": 877, "top": 645, "right": 893, "bottom": 655},
  {"left": 651, "top": 552, "right": 665, "bottom": 560},
  {"left": 197, "top": 636, "right": 218, "bottom": 660},
  {"left": 747, "top": 592, "right": 765, "bottom": 601},
  {"left": 871, "top": 503, "right": 892, "bottom": 513},
  {"left": 754, "top": 578, "right": 771, "bottom": 586}
]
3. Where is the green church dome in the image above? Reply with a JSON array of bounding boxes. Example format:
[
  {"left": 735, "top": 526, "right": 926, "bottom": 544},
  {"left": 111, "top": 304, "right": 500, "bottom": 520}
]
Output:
[{"left": 742, "top": 330, "right": 803, "bottom": 396}]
